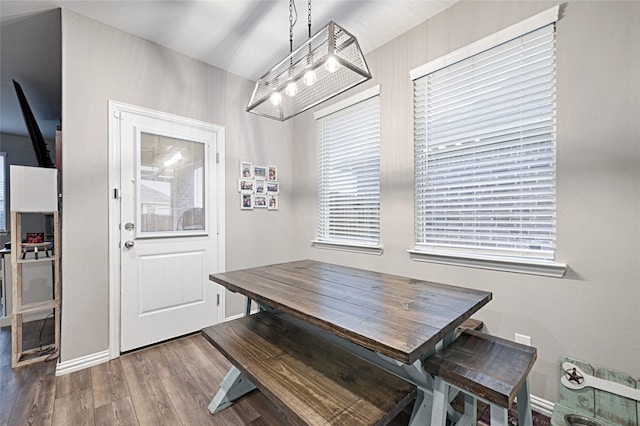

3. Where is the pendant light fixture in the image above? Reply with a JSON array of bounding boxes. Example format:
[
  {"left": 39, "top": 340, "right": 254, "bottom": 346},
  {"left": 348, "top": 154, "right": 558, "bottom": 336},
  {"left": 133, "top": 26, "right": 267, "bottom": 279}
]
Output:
[{"left": 246, "top": 0, "right": 372, "bottom": 121}]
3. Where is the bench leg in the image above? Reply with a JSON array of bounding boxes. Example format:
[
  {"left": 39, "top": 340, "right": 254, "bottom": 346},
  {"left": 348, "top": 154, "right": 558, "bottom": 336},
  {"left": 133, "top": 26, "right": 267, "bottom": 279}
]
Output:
[
  {"left": 490, "top": 403, "right": 509, "bottom": 426},
  {"left": 208, "top": 366, "right": 257, "bottom": 414},
  {"left": 451, "top": 393, "right": 477, "bottom": 426},
  {"left": 517, "top": 378, "right": 533, "bottom": 426},
  {"left": 431, "top": 380, "right": 477, "bottom": 426}
]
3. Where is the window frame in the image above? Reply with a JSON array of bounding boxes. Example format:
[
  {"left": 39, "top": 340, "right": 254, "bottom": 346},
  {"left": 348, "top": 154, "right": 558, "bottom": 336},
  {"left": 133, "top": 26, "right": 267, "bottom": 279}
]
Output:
[
  {"left": 312, "top": 85, "right": 383, "bottom": 255},
  {"left": 409, "top": 6, "right": 566, "bottom": 277}
]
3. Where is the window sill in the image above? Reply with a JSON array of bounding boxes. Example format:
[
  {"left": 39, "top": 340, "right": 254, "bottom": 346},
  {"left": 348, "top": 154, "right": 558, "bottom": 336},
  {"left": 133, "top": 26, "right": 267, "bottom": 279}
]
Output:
[
  {"left": 312, "top": 240, "right": 383, "bottom": 255},
  {"left": 407, "top": 249, "right": 567, "bottom": 278}
]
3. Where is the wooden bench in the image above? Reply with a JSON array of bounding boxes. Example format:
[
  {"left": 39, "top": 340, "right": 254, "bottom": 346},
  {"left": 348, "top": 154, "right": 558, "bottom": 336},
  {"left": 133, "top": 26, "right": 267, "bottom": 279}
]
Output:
[
  {"left": 423, "top": 329, "right": 537, "bottom": 426},
  {"left": 458, "top": 317, "right": 483, "bottom": 332},
  {"left": 202, "top": 311, "right": 417, "bottom": 425}
]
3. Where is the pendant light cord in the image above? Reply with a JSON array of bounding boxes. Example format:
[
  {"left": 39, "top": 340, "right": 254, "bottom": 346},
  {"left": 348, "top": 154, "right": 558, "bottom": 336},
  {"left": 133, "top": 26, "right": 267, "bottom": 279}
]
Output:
[
  {"left": 308, "top": 0, "right": 312, "bottom": 38},
  {"left": 289, "top": 0, "right": 298, "bottom": 53},
  {"left": 289, "top": 0, "right": 311, "bottom": 52}
]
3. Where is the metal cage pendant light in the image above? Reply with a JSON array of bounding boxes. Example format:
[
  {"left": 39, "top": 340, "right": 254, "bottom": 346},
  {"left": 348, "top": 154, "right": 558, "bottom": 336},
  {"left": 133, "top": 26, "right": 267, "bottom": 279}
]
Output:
[{"left": 246, "top": 0, "right": 372, "bottom": 121}]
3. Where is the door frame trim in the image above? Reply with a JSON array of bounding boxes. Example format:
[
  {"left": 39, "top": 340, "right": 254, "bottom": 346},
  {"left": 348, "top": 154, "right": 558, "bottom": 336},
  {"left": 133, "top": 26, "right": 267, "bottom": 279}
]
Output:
[{"left": 108, "top": 101, "right": 226, "bottom": 359}]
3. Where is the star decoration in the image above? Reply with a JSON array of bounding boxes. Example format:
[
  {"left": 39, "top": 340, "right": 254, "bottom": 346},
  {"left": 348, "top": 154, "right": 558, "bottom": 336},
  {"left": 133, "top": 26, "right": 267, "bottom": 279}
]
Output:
[{"left": 564, "top": 367, "right": 584, "bottom": 384}]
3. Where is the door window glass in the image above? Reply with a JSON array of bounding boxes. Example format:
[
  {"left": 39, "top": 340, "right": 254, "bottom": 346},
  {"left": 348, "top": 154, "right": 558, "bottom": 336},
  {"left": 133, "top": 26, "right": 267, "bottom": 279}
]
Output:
[{"left": 139, "top": 132, "right": 205, "bottom": 234}]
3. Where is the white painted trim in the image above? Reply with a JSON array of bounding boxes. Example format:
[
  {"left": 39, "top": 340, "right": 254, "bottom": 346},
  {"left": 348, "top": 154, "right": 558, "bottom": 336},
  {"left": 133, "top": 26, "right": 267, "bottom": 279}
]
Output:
[
  {"left": 215, "top": 126, "right": 226, "bottom": 326},
  {"left": 108, "top": 101, "right": 226, "bottom": 359},
  {"left": 108, "top": 101, "right": 122, "bottom": 361},
  {"left": 224, "top": 312, "right": 246, "bottom": 322},
  {"left": 408, "top": 249, "right": 567, "bottom": 278},
  {"left": 224, "top": 307, "right": 260, "bottom": 322},
  {"left": 410, "top": 5, "right": 560, "bottom": 80},
  {"left": 55, "top": 349, "right": 110, "bottom": 376},
  {"left": 531, "top": 394, "right": 555, "bottom": 418},
  {"left": 311, "top": 239, "right": 383, "bottom": 255},
  {"left": 314, "top": 85, "right": 380, "bottom": 119}
]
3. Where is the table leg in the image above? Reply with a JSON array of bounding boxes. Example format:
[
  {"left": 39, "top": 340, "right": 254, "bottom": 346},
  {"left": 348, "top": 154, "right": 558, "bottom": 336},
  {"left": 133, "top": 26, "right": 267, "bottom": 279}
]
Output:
[
  {"left": 401, "top": 359, "right": 435, "bottom": 425},
  {"left": 245, "top": 297, "right": 252, "bottom": 316},
  {"left": 208, "top": 365, "right": 256, "bottom": 414},
  {"left": 409, "top": 388, "right": 435, "bottom": 425},
  {"left": 406, "top": 327, "right": 458, "bottom": 426}
]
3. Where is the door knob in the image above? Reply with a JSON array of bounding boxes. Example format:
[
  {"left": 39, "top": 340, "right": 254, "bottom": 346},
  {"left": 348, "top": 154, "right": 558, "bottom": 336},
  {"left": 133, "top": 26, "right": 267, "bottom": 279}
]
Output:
[{"left": 124, "top": 240, "right": 135, "bottom": 249}]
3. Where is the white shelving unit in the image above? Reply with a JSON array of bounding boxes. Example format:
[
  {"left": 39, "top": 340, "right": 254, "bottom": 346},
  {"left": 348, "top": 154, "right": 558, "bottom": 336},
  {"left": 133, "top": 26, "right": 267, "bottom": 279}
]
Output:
[{"left": 9, "top": 165, "right": 60, "bottom": 368}]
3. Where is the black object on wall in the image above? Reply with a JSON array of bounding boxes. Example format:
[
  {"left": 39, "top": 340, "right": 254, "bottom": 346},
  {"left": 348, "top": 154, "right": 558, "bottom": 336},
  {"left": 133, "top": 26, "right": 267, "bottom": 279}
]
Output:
[{"left": 12, "top": 79, "right": 55, "bottom": 168}]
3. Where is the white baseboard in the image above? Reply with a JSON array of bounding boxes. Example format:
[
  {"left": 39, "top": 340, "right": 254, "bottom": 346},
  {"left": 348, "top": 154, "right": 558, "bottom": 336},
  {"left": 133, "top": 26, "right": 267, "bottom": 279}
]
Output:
[
  {"left": 224, "top": 309, "right": 259, "bottom": 322},
  {"left": 224, "top": 312, "right": 244, "bottom": 322},
  {"left": 55, "top": 349, "right": 110, "bottom": 376},
  {"left": 531, "top": 394, "right": 555, "bottom": 417}
]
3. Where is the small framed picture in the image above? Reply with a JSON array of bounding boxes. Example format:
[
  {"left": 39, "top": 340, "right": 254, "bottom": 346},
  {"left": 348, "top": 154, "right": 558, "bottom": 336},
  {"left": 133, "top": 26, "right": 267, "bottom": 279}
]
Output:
[
  {"left": 266, "top": 181, "right": 279, "bottom": 194},
  {"left": 241, "top": 193, "right": 253, "bottom": 210},
  {"left": 267, "top": 195, "right": 278, "bottom": 210},
  {"left": 239, "top": 178, "right": 254, "bottom": 193},
  {"left": 254, "top": 195, "right": 267, "bottom": 208},
  {"left": 255, "top": 180, "right": 266, "bottom": 195},
  {"left": 267, "top": 165, "right": 278, "bottom": 181},
  {"left": 253, "top": 165, "right": 267, "bottom": 180},
  {"left": 240, "top": 161, "right": 252, "bottom": 178}
]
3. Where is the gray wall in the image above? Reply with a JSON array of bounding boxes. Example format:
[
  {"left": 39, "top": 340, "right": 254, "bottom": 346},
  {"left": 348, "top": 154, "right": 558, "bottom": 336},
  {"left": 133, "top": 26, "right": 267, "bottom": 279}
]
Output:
[
  {"left": 291, "top": 1, "right": 640, "bottom": 403},
  {"left": 0, "top": 8, "right": 61, "bottom": 141},
  {"left": 58, "top": 0, "right": 639, "bottom": 405},
  {"left": 60, "top": 9, "right": 294, "bottom": 362}
]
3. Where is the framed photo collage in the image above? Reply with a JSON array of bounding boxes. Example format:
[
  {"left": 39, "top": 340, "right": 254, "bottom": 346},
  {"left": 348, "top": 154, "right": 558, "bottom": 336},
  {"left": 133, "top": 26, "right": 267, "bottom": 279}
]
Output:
[{"left": 239, "top": 161, "right": 279, "bottom": 210}]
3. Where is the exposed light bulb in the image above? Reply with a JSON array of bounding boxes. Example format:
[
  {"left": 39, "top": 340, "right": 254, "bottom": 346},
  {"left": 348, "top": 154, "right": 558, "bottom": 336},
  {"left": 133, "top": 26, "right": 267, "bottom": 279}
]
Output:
[
  {"left": 325, "top": 56, "right": 339, "bottom": 73},
  {"left": 285, "top": 82, "right": 298, "bottom": 97},
  {"left": 270, "top": 92, "right": 282, "bottom": 106},
  {"left": 303, "top": 70, "right": 316, "bottom": 86}
]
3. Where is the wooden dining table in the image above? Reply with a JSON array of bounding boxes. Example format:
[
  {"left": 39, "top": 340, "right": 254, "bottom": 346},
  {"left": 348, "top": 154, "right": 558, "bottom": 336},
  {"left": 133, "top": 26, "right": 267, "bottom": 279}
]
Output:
[{"left": 208, "top": 259, "right": 492, "bottom": 424}]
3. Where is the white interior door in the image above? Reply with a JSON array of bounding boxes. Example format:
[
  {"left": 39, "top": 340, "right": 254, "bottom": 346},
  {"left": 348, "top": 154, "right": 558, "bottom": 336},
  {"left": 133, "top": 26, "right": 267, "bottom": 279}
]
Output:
[{"left": 118, "top": 108, "right": 223, "bottom": 352}]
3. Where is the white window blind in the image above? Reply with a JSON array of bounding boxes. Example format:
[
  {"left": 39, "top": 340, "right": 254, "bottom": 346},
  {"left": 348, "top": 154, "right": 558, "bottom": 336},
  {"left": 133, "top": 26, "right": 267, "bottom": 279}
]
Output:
[
  {"left": 316, "top": 93, "right": 381, "bottom": 246},
  {"left": 0, "top": 153, "right": 6, "bottom": 232},
  {"left": 413, "top": 23, "right": 557, "bottom": 261}
]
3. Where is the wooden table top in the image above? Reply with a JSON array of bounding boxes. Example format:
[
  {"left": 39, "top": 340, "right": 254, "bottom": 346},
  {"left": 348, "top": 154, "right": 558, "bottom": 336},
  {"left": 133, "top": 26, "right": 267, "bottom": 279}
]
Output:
[{"left": 209, "top": 259, "right": 492, "bottom": 364}]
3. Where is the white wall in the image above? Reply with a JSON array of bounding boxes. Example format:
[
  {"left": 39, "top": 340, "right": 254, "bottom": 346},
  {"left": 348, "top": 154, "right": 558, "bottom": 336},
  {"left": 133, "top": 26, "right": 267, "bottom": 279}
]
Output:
[
  {"left": 60, "top": 10, "right": 294, "bottom": 362},
  {"left": 291, "top": 1, "right": 640, "bottom": 403}
]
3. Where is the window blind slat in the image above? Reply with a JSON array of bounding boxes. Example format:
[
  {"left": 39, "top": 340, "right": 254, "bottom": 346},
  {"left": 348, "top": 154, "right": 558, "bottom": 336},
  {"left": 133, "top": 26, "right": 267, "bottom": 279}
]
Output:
[
  {"left": 414, "top": 24, "right": 556, "bottom": 262},
  {"left": 318, "top": 94, "right": 381, "bottom": 245}
]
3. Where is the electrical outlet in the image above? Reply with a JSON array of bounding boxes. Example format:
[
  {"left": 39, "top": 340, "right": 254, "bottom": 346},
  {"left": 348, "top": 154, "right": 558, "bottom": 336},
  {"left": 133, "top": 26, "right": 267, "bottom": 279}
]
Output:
[{"left": 515, "top": 333, "right": 532, "bottom": 346}]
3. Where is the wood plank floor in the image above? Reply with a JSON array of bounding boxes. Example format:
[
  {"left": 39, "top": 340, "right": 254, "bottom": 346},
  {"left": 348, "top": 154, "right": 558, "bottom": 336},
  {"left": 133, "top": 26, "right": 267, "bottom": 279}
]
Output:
[{"left": 1, "top": 322, "right": 414, "bottom": 425}]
